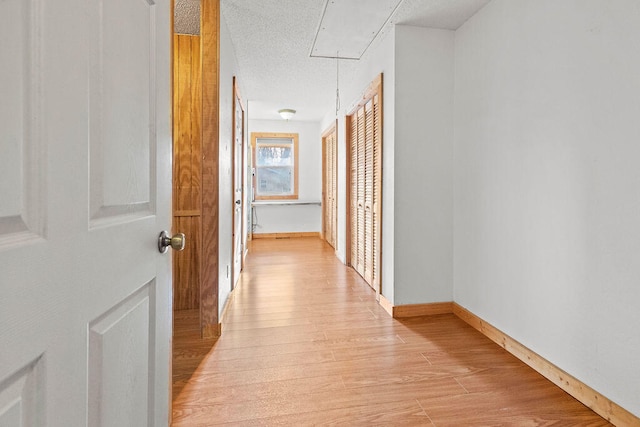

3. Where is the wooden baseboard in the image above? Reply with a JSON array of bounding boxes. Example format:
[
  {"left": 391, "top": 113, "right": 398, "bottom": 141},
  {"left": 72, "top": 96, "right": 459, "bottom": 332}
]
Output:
[
  {"left": 392, "top": 301, "right": 454, "bottom": 318},
  {"left": 378, "top": 294, "right": 393, "bottom": 317},
  {"left": 452, "top": 303, "right": 638, "bottom": 426},
  {"left": 201, "top": 323, "right": 221, "bottom": 339},
  {"left": 220, "top": 288, "right": 236, "bottom": 330},
  {"left": 252, "top": 232, "right": 320, "bottom": 239},
  {"left": 383, "top": 300, "right": 638, "bottom": 424}
]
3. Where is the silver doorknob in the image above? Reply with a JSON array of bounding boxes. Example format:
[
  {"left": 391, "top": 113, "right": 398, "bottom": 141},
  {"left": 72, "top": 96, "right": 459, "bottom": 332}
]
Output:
[{"left": 158, "top": 231, "right": 185, "bottom": 253}]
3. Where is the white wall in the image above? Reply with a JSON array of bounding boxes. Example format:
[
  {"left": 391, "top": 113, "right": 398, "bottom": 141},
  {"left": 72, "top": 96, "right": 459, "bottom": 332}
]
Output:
[
  {"left": 320, "top": 25, "right": 454, "bottom": 305},
  {"left": 218, "top": 15, "right": 242, "bottom": 315},
  {"left": 247, "top": 119, "right": 322, "bottom": 234},
  {"left": 321, "top": 26, "right": 396, "bottom": 300},
  {"left": 454, "top": 0, "right": 640, "bottom": 416},
  {"left": 393, "top": 26, "right": 454, "bottom": 305}
]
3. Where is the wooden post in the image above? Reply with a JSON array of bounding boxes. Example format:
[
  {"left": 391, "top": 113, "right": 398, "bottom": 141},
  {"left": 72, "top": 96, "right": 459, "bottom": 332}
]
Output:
[{"left": 200, "top": 0, "right": 220, "bottom": 338}]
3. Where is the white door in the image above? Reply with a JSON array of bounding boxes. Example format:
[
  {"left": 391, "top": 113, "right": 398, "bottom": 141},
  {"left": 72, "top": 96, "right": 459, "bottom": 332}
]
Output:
[
  {"left": 232, "top": 86, "right": 244, "bottom": 288},
  {"left": 0, "top": 0, "right": 172, "bottom": 424}
]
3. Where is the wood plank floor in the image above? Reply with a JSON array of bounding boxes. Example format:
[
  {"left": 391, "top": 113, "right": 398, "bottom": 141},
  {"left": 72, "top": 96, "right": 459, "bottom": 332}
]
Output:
[{"left": 172, "top": 237, "right": 611, "bottom": 426}]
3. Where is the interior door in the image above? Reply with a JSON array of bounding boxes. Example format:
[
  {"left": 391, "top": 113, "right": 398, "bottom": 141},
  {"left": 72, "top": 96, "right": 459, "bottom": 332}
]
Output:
[
  {"left": 0, "top": 0, "right": 172, "bottom": 425},
  {"left": 322, "top": 124, "right": 337, "bottom": 249},
  {"left": 232, "top": 78, "right": 245, "bottom": 288}
]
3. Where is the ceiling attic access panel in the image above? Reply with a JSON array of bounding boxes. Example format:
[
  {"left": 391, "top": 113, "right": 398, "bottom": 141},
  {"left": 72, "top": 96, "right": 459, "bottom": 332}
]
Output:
[{"left": 310, "top": 0, "right": 402, "bottom": 59}]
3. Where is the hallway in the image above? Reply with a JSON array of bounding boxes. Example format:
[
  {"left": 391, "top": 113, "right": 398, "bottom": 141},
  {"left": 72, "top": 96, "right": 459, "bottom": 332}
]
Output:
[{"left": 171, "top": 238, "right": 610, "bottom": 426}]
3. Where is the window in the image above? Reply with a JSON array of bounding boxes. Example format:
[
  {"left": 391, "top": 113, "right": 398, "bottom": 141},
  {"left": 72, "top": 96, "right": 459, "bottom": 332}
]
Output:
[{"left": 251, "top": 132, "right": 299, "bottom": 200}]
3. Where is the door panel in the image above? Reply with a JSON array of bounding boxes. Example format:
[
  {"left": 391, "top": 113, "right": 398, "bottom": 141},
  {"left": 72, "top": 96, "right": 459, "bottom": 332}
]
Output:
[
  {"left": 90, "top": 0, "right": 155, "bottom": 223},
  {"left": 0, "top": 0, "right": 171, "bottom": 424},
  {"left": 0, "top": 358, "right": 44, "bottom": 426},
  {"left": 0, "top": 0, "right": 44, "bottom": 242},
  {"left": 88, "top": 282, "right": 154, "bottom": 426}
]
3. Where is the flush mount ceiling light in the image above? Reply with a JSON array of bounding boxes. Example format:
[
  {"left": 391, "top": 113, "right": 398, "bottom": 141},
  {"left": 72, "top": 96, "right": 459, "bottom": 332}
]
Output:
[{"left": 278, "top": 109, "right": 296, "bottom": 120}]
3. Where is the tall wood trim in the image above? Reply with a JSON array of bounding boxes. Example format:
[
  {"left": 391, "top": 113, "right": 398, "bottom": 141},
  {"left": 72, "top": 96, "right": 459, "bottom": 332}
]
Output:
[
  {"left": 172, "top": 34, "right": 202, "bottom": 311},
  {"left": 378, "top": 294, "right": 393, "bottom": 317},
  {"left": 452, "top": 303, "right": 639, "bottom": 426},
  {"left": 231, "top": 76, "right": 245, "bottom": 290},
  {"left": 169, "top": 1, "right": 174, "bottom": 420},
  {"left": 345, "top": 117, "right": 352, "bottom": 267},
  {"left": 200, "top": 0, "right": 220, "bottom": 339}
]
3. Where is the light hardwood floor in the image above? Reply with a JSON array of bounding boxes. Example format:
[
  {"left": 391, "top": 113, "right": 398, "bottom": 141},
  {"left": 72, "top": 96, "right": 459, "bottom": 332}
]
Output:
[{"left": 172, "top": 237, "right": 611, "bottom": 426}]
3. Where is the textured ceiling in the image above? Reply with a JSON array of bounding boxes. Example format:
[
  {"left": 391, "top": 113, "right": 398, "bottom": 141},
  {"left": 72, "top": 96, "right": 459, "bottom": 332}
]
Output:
[
  {"left": 175, "top": 0, "right": 200, "bottom": 35},
  {"left": 221, "top": 0, "right": 491, "bottom": 121},
  {"left": 311, "top": 0, "right": 404, "bottom": 59}
]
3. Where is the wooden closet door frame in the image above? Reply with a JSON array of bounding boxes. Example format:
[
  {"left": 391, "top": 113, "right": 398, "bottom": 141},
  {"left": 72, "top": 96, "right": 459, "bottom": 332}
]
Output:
[
  {"left": 199, "top": 0, "right": 220, "bottom": 338},
  {"left": 322, "top": 121, "right": 337, "bottom": 249},
  {"left": 345, "top": 73, "right": 383, "bottom": 296},
  {"left": 231, "top": 76, "right": 245, "bottom": 290}
]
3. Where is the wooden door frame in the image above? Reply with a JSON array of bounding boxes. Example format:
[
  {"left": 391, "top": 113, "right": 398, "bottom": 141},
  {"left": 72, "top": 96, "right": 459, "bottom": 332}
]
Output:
[
  {"left": 169, "top": 0, "right": 174, "bottom": 420},
  {"left": 321, "top": 121, "right": 337, "bottom": 247},
  {"left": 199, "top": 0, "right": 220, "bottom": 339},
  {"left": 169, "top": 0, "right": 219, "bottom": 418},
  {"left": 231, "top": 76, "right": 245, "bottom": 290},
  {"left": 170, "top": 0, "right": 219, "bottom": 337}
]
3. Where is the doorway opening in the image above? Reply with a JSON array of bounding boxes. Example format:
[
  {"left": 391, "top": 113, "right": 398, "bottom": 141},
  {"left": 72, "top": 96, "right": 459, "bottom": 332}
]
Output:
[{"left": 171, "top": 0, "right": 220, "bottom": 413}]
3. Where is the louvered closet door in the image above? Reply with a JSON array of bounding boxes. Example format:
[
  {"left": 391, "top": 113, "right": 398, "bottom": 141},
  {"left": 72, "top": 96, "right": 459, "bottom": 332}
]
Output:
[
  {"left": 348, "top": 74, "right": 382, "bottom": 292},
  {"left": 350, "top": 117, "right": 358, "bottom": 266},
  {"left": 329, "top": 132, "right": 337, "bottom": 247},
  {"left": 372, "top": 93, "right": 382, "bottom": 289},
  {"left": 323, "top": 128, "right": 337, "bottom": 249},
  {"left": 324, "top": 134, "right": 330, "bottom": 245},
  {"left": 364, "top": 99, "right": 374, "bottom": 284},
  {"left": 356, "top": 107, "right": 366, "bottom": 277}
]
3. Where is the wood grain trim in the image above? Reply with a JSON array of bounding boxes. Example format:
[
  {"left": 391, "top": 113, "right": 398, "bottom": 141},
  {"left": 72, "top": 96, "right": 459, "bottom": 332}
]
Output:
[
  {"left": 363, "top": 73, "right": 383, "bottom": 103},
  {"left": 345, "top": 114, "right": 353, "bottom": 268},
  {"left": 293, "top": 133, "right": 300, "bottom": 200},
  {"left": 378, "top": 294, "right": 393, "bottom": 317},
  {"left": 201, "top": 323, "right": 221, "bottom": 339},
  {"left": 231, "top": 75, "right": 245, "bottom": 290},
  {"left": 169, "top": 2, "right": 175, "bottom": 421},
  {"left": 219, "top": 277, "right": 240, "bottom": 330},
  {"left": 200, "top": 0, "right": 220, "bottom": 338},
  {"left": 347, "top": 73, "right": 383, "bottom": 116},
  {"left": 174, "top": 210, "right": 201, "bottom": 217},
  {"left": 452, "top": 303, "right": 639, "bottom": 426},
  {"left": 392, "top": 302, "right": 453, "bottom": 318},
  {"left": 374, "top": 77, "right": 383, "bottom": 298},
  {"left": 233, "top": 76, "right": 245, "bottom": 111},
  {"left": 252, "top": 232, "right": 320, "bottom": 239},
  {"left": 251, "top": 132, "right": 297, "bottom": 141},
  {"left": 321, "top": 122, "right": 337, "bottom": 138},
  {"left": 321, "top": 132, "right": 327, "bottom": 242}
]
